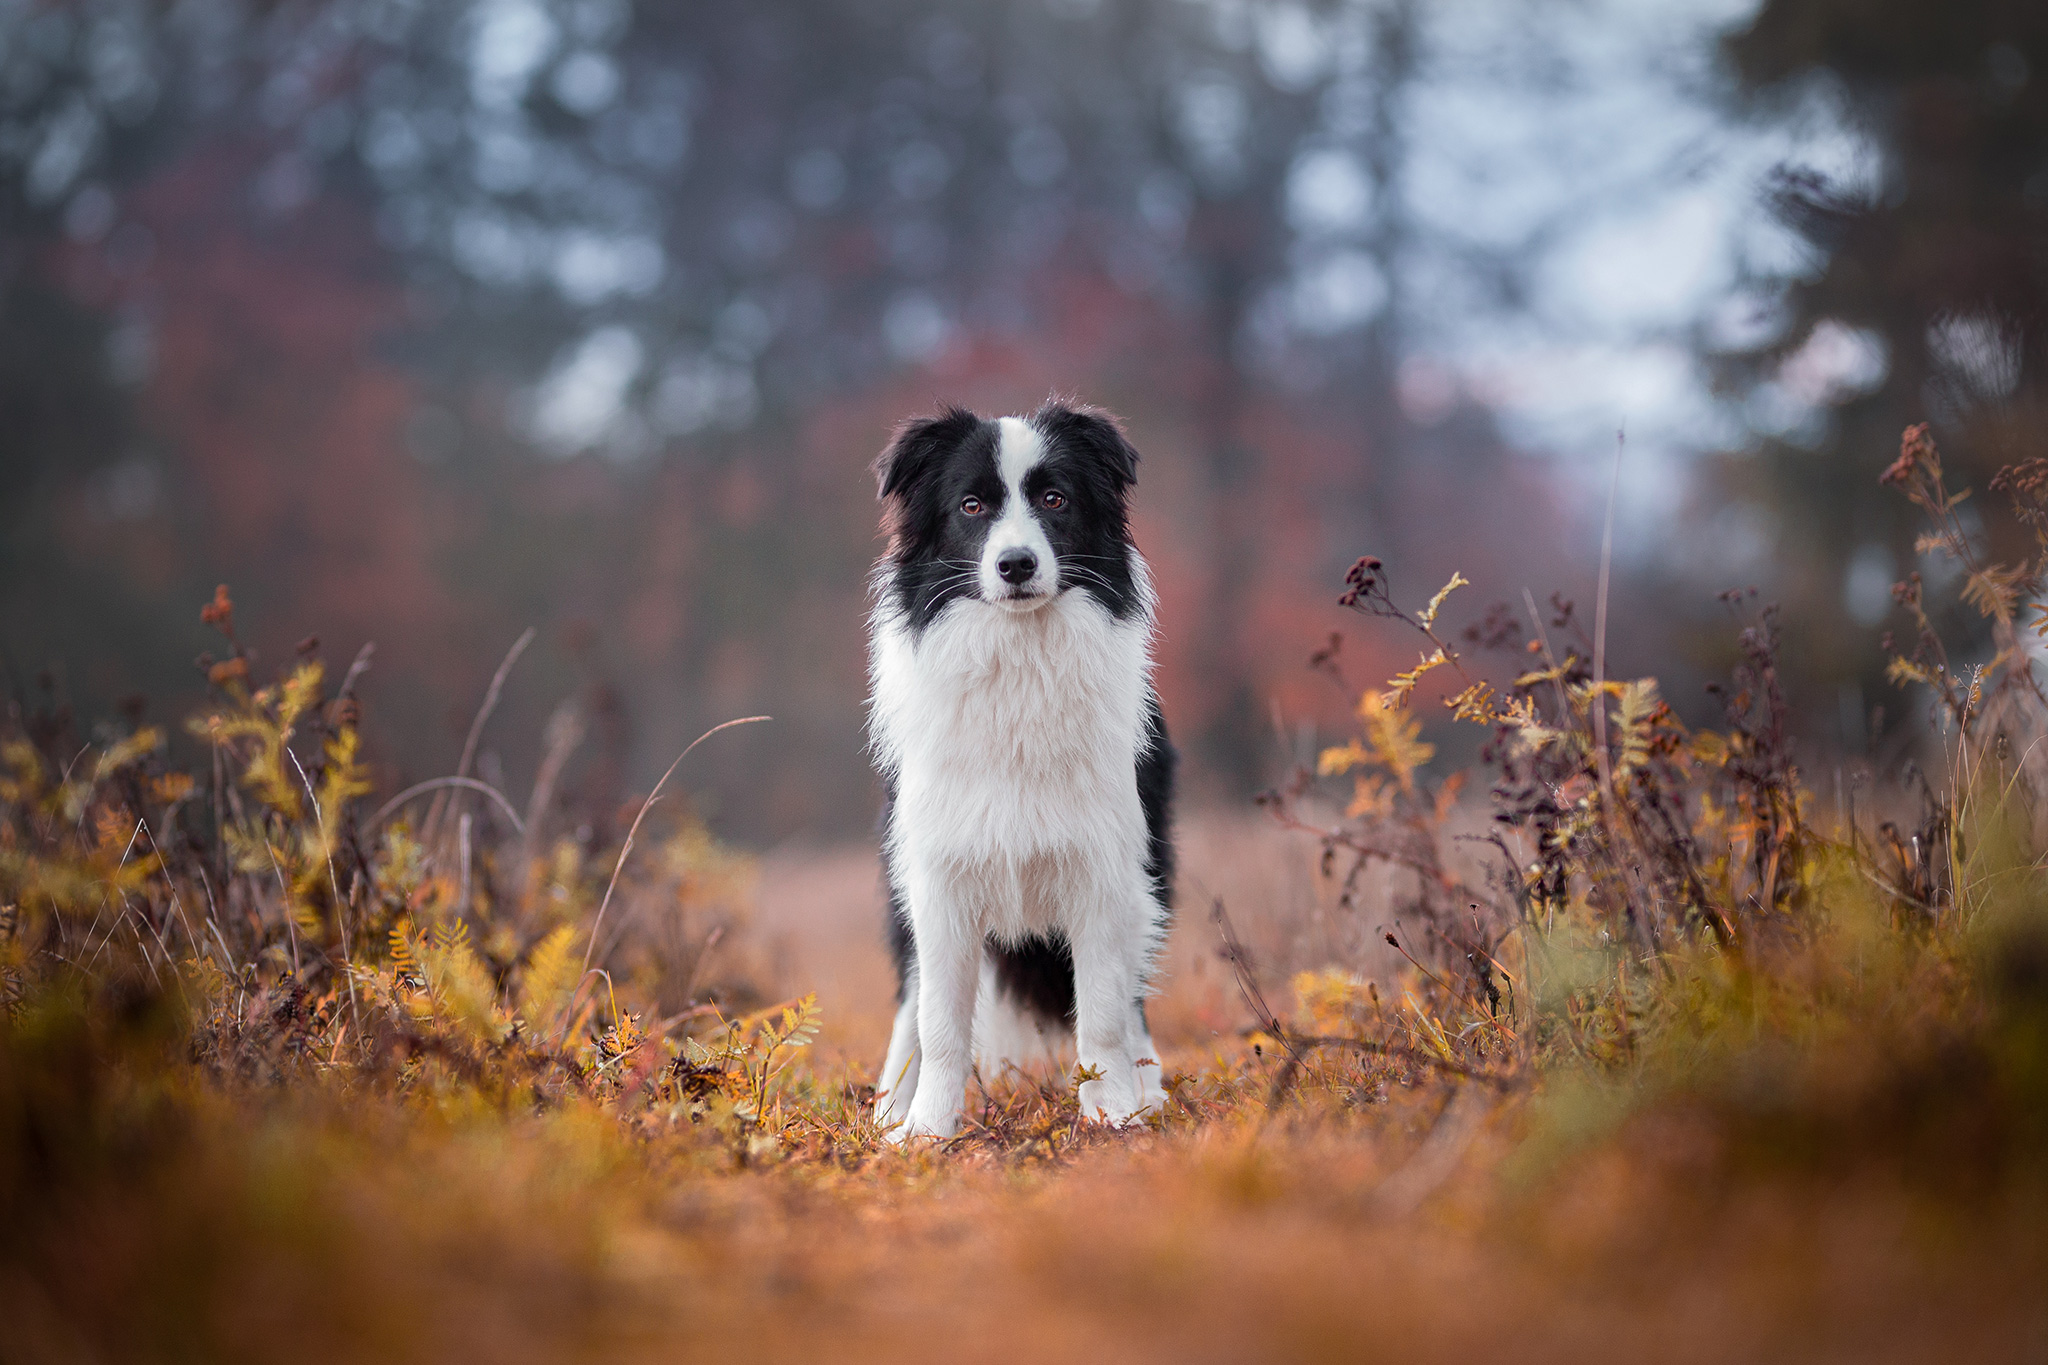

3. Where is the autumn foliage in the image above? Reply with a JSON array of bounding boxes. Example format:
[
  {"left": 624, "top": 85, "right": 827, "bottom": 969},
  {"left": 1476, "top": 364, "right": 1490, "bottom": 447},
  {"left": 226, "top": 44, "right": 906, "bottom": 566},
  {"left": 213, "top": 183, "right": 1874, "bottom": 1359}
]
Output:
[{"left": 5, "top": 428, "right": 2048, "bottom": 1362}]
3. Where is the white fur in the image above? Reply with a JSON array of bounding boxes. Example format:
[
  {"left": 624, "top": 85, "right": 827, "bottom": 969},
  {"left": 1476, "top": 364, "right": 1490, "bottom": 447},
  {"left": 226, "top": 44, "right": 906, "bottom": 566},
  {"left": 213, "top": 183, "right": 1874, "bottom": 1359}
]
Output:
[
  {"left": 980, "top": 416, "right": 1059, "bottom": 605},
  {"left": 869, "top": 451, "right": 1167, "bottom": 1140},
  {"left": 972, "top": 961, "right": 1070, "bottom": 1068}
]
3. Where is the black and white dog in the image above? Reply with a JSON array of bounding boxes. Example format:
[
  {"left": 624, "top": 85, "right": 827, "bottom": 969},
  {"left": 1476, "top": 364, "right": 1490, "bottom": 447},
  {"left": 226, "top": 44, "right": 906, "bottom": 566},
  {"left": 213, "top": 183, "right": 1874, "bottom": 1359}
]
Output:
[{"left": 867, "top": 401, "right": 1176, "bottom": 1141}]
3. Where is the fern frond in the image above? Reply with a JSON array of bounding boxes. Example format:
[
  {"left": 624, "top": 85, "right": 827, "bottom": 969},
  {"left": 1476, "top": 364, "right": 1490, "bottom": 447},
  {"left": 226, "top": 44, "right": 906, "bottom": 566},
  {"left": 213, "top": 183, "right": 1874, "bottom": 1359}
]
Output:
[
  {"left": 517, "top": 924, "right": 580, "bottom": 1023},
  {"left": 1358, "top": 689, "right": 1435, "bottom": 794},
  {"left": 1417, "top": 571, "right": 1470, "bottom": 629},
  {"left": 1385, "top": 649, "right": 1447, "bottom": 707},
  {"left": 1444, "top": 681, "right": 1499, "bottom": 725}
]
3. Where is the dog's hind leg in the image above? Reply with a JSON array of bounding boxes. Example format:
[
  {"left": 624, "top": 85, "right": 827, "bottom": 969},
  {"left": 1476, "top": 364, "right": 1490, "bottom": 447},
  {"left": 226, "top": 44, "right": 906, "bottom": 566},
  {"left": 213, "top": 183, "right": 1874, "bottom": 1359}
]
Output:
[
  {"left": 974, "top": 950, "right": 1071, "bottom": 1071},
  {"left": 876, "top": 857, "right": 922, "bottom": 1133},
  {"left": 1131, "top": 998, "right": 1166, "bottom": 1115},
  {"left": 875, "top": 979, "right": 921, "bottom": 1133}
]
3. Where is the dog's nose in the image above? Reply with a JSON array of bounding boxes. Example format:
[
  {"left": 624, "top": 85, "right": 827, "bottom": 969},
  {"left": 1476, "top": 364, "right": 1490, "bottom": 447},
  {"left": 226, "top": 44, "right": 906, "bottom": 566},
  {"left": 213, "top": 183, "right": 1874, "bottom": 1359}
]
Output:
[{"left": 996, "top": 548, "right": 1038, "bottom": 585}]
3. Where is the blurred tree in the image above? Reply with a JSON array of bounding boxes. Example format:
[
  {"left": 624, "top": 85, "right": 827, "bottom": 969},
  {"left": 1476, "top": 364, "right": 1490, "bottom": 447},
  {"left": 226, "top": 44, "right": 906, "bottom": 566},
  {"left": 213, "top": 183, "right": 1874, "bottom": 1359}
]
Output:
[
  {"left": 0, "top": 0, "right": 1571, "bottom": 833},
  {"left": 1712, "top": 0, "right": 2048, "bottom": 730}
]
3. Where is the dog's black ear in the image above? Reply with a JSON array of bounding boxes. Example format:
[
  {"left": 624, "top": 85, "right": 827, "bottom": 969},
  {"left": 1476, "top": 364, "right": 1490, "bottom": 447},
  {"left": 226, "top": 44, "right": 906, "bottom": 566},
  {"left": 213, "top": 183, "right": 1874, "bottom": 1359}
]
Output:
[
  {"left": 1033, "top": 401, "right": 1138, "bottom": 490},
  {"left": 876, "top": 406, "right": 979, "bottom": 500}
]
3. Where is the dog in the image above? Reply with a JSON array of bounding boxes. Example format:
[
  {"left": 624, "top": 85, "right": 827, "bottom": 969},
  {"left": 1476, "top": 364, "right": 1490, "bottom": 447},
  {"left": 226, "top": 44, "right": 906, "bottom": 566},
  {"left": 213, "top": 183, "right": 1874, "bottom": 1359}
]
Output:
[{"left": 866, "top": 400, "right": 1176, "bottom": 1142}]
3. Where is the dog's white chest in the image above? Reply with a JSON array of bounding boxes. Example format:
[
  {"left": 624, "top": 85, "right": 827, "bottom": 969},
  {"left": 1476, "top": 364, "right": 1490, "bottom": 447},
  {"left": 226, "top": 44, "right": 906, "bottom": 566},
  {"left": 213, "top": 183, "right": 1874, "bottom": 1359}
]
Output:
[{"left": 870, "top": 588, "right": 1151, "bottom": 877}]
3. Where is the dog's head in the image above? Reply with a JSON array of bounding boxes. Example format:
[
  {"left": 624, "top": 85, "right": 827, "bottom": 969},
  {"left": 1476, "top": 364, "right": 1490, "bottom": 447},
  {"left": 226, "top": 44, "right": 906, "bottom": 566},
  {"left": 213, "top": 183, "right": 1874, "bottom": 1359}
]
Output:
[{"left": 874, "top": 401, "right": 1143, "bottom": 631}]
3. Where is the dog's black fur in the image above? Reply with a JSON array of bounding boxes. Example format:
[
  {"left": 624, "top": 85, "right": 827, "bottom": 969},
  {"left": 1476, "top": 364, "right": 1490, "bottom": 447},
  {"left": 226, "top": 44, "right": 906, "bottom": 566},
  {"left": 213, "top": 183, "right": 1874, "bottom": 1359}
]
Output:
[{"left": 876, "top": 404, "right": 1147, "bottom": 637}]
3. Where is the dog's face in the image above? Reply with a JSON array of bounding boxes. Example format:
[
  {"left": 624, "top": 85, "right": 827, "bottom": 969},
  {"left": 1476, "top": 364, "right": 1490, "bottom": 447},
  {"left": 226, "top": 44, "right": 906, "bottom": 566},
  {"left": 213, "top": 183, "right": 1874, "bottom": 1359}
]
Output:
[{"left": 875, "top": 402, "right": 1144, "bottom": 633}]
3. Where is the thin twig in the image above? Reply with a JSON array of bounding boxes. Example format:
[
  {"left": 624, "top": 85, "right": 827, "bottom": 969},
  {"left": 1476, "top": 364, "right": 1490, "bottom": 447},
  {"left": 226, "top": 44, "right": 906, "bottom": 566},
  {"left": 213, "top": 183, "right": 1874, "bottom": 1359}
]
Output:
[
  {"left": 288, "top": 747, "right": 360, "bottom": 1039},
  {"left": 83, "top": 817, "right": 149, "bottom": 971},
  {"left": 515, "top": 699, "right": 585, "bottom": 894},
  {"left": 371, "top": 776, "right": 525, "bottom": 834},
  {"left": 194, "top": 864, "right": 237, "bottom": 973},
  {"left": 1210, "top": 899, "right": 1512, "bottom": 1109},
  {"left": 338, "top": 640, "right": 375, "bottom": 699},
  {"left": 578, "top": 716, "right": 770, "bottom": 976},
  {"left": 137, "top": 818, "right": 203, "bottom": 963},
  {"left": 262, "top": 816, "right": 301, "bottom": 976},
  {"left": 426, "top": 626, "right": 535, "bottom": 844},
  {"left": 1592, "top": 429, "right": 1621, "bottom": 805},
  {"left": 1589, "top": 429, "right": 1661, "bottom": 957}
]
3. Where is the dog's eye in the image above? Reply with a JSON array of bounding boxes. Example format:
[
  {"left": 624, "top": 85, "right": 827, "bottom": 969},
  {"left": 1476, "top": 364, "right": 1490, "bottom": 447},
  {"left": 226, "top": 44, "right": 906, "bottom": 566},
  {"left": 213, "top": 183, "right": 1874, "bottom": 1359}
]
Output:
[
  {"left": 1041, "top": 489, "right": 1065, "bottom": 510},
  {"left": 960, "top": 496, "right": 984, "bottom": 516}
]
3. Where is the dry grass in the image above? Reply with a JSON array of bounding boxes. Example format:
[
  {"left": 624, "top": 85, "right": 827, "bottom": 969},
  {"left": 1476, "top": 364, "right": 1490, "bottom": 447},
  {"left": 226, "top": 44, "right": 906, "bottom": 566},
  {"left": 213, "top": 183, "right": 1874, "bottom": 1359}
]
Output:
[{"left": 5, "top": 425, "right": 2048, "bottom": 1362}]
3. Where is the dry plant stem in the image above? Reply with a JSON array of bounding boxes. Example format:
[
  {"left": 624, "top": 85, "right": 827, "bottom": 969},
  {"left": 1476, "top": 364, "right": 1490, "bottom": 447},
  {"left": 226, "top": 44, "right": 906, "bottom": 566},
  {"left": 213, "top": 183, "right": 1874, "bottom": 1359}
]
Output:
[
  {"left": 209, "top": 736, "right": 228, "bottom": 885},
  {"left": 424, "top": 626, "right": 534, "bottom": 845},
  {"left": 1210, "top": 900, "right": 1506, "bottom": 1109},
  {"left": 84, "top": 818, "right": 151, "bottom": 973},
  {"left": 110, "top": 821, "right": 180, "bottom": 994},
  {"left": 1263, "top": 806, "right": 1462, "bottom": 893},
  {"left": 263, "top": 803, "right": 300, "bottom": 975},
  {"left": 1267, "top": 1034, "right": 1511, "bottom": 1104},
  {"left": 370, "top": 776, "right": 525, "bottom": 834},
  {"left": 288, "top": 747, "right": 360, "bottom": 1037},
  {"left": 1590, "top": 432, "right": 1663, "bottom": 958},
  {"left": 551, "top": 715, "right": 771, "bottom": 1041},
  {"left": 193, "top": 864, "right": 236, "bottom": 972},
  {"left": 1592, "top": 430, "right": 1619, "bottom": 796},
  {"left": 1384, "top": 928, "right": 1465, "bottom": 1003},
  {"left": 121, "top": 915, "right": 164, "bottom": 988},
  {"left": 338, "top": 640, "right": 374, "bottom": 699},
  {"left": 516, "top": 700, "right": 585, "bottom": 894},
  {"left": 137, "top": 818, "right": 203, "bottom": 963},
  {"left": 1210, "top": 898, "right": 1287, "bottom": 1042},
  {"left": 1520, "top": 588, "right": 1573, "bottom": 722}
]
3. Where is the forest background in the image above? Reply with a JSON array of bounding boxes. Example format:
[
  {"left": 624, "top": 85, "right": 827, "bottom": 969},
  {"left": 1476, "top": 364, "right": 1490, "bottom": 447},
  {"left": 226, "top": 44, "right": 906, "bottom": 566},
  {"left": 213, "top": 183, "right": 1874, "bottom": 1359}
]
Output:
[{"left": 9, "top": 0, "right": 2040, "bottom": 846}]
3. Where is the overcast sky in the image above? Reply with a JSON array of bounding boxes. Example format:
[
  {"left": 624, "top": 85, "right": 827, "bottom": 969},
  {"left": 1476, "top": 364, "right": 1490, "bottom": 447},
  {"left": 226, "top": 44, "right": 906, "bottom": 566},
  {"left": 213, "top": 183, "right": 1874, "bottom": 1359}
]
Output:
[{"left": 1397, "top": 0, "right": 1892, "bottom": 572}]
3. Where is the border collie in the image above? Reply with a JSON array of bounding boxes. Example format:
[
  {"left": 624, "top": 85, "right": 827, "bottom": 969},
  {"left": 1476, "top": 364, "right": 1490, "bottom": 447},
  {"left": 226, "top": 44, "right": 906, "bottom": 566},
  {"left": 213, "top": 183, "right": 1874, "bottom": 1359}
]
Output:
[{"left": 867, "top": 401, "right": 1176, "bottom": 1141}]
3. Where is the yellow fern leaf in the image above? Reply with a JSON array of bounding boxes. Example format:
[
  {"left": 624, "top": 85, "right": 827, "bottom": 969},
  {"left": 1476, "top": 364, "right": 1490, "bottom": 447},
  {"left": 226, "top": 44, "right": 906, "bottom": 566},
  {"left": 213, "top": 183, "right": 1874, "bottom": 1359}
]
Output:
[
  {"left": 1417, "top": 571, "right": 1470, "bottom": 630},
  {"left": 1319, "top": 740, "right": 1367, "bottom": 776},
  {"left": 1962, "top": 565, "right": 2031, "bottom": 623},
  {"left": 90, "top": 728, "right": 163, "bottom": 786},
  {"left": 317, "top": 729, "right": 373, "bottom": 846},
  {"left": 423, "top": 919, "right": 503, "bottom": 1041},
  {"left": 1690, "top": 731, "right": 1730, "bottom": 767},
  {"left": 1886, "top": 656, "right": 1939, "bottom": 688},
  {"left": 1614, "top": 678, "right": 1662, "bottom": 779},
  {"left": 1444, "top": 681, "right": 1498, "bottom": 725},
  {"left": 1345, "top": 774, "right": 1393, "bottom": 820},
  {"left": 1358, "top": 689, "right": 1434, "bottom": 794},
  {"left": 1384, "top": 648, "right": 1447, "bottom": 707},
  {"left": 517, "top": 924, "right": 580, "bottom": 1022},
  {"left": 1295, "top": 968, "right": 1373, "bottom": 1034},
  {"left": 276, "top": 661, "right": 325, "bottom": 730},
  {"left": 389, "top": 920, "right": 424, "bottom": 991}
]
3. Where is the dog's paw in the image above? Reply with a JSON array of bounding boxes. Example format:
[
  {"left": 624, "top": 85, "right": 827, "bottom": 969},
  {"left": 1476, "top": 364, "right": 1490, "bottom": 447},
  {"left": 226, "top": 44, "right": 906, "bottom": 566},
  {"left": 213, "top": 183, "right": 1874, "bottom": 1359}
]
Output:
[
  {"left": 872, "top": 1095, "right": 912, "bottom": 1139},
  {"left": 1077, "top": 1073, "right": 1153, "bottom": 1127},
  {"left": 1133, "top": 1057, "right": 1168, "bottom": 1117},
  {"left": 882, "top": 1110, "right": 958, "bottom": 1145}
]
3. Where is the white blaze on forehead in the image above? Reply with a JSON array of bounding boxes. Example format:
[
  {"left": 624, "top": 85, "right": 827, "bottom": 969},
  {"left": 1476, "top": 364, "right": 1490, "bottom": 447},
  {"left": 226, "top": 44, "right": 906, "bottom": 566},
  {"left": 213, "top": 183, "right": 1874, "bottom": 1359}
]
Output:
[
  {"left": 982, "top": 415, "right": 1056, "bottom": 601},
  {"left": 995, "top": 415, "right": 1044, "bottom": 496}
]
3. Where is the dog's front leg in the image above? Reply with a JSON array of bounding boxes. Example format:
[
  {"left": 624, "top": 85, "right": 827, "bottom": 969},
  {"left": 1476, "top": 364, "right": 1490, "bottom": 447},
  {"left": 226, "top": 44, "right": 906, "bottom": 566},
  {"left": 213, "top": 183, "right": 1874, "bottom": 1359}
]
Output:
[
  {"left": 895, "top": 893, "right": 979, "bottom": 1142},
  {"left": 1070, "top": 905, "right": 1153, "bottom": 1124}
]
